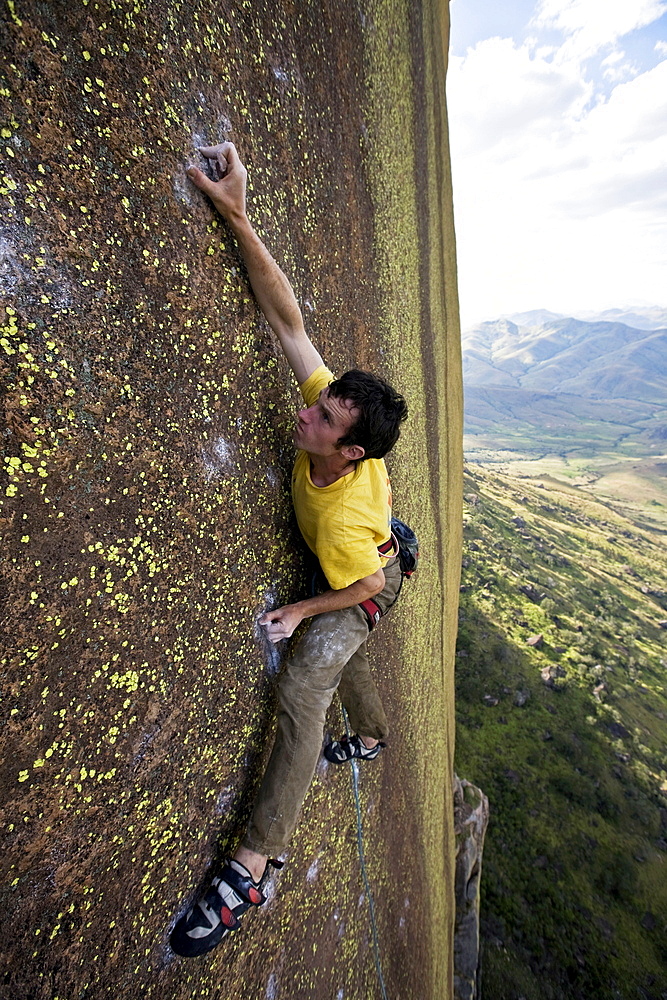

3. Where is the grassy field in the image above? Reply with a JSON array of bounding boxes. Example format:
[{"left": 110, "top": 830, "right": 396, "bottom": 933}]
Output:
[
  {"left": 456, "top": 464, "right": 667, "bottom": 1000},
  {"left": 465, "top": 446, "right": 667, "bottom": 532}
]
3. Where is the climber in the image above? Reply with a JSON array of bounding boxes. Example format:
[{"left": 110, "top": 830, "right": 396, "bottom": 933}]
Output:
[{"left": 170, "top": 142, "right": 409, "bottom": 957}]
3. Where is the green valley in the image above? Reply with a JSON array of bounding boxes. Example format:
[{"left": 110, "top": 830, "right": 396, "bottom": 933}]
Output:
[
  {"left": 462, "top": 312, "right": 667, "bottom": 533},
  {"left": 456, "top": 464, "right": 667, "bottom": 999}
]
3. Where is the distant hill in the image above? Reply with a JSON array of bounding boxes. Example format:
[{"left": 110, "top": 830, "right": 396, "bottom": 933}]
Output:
[
  {"left": 464, "top": 317, "right": 667, "bottom": 403},
  {"left": 463, "top": 313, "right": 667, "bottom": 461},
  {"left": 578, "top": 306, "right": 667, "bottom": 331}
]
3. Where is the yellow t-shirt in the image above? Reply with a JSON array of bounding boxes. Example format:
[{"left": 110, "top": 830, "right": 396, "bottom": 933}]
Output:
[{"left": 292, "top": 365, "right": 393, "bottom": 590}]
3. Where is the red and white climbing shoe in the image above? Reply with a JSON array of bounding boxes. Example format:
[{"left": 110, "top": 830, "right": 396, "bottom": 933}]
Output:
[{"left": 170, "top": 857, "right": 282, "bottom": 957}]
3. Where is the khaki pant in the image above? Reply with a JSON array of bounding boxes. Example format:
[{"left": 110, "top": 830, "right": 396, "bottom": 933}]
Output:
[{"left": 242, "top": 556, "right": 402, "bottom": 856}]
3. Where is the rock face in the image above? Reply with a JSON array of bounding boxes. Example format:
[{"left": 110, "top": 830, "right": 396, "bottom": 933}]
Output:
[
  {"left": 1, "top": 1, "right": 462, "bottom": 998},
  {"left": 453, "top": 776, "right": 490, "bottom": 1000}
]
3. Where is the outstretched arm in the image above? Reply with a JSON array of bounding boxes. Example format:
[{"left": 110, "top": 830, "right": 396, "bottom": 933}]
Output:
[{"left": 187, "top": 142, "right": 323, "bottom": 385}]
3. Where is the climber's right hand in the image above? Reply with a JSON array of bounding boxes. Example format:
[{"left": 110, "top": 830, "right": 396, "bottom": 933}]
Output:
[{"left": 187, "top": 141, "right": 247, "bottom": 226}]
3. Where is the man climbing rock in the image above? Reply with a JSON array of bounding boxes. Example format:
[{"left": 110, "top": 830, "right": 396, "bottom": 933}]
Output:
[{"left": 170, "top": 142, "right": 409, "bottom": 957}]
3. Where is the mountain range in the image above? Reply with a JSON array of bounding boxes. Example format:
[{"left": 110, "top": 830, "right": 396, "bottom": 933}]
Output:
[{"left": 463, "top": 308, "right": 667, "bottom": 458}]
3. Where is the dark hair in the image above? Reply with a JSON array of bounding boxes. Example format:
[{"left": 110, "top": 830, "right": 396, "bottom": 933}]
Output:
[{"left": 328, "top": 369, "right": 408, "bottom": 460}]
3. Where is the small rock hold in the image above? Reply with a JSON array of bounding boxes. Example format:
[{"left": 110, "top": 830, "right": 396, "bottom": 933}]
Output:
[
  {"left": 511, "top": 516, "right": 526, "bottom": 528},
  {"left": 483, "top": 694, "right": 499, "bottom": 707},
  {"left": 526, "top": 634, "right": 543, "bottom": 647},
  {"left": 513, "top": 690, "right": 529, "bottom": 707}
]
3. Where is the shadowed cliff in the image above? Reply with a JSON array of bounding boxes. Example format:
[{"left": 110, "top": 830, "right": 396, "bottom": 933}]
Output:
[{"left": 1, "top": 1, "right": 462, "bottom": 997}]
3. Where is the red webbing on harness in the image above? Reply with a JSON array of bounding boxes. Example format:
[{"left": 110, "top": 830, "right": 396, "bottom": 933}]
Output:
[
  {"left": 358, "top": 536, "right": 396, "bottom": 629},
  {"left": 359, "top": 597, "right": 383, "bottom": 630}
]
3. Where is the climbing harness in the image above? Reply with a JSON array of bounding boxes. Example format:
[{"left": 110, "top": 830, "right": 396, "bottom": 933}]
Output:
[{"left": 359, "top": 516, "right": 419, "bottom": 631}]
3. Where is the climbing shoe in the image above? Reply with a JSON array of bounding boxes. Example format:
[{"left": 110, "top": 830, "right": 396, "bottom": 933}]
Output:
[
  {"left": 323, "top": 734, "right": 386, "bottom": 764},
  {"left": 170, "top": 857, "right": 283, "bottom": 957}
]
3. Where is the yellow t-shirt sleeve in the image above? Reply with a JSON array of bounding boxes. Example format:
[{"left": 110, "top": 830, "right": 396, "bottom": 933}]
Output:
[{"left": 299, "top": 364, "right": 334, "bottom": 406}]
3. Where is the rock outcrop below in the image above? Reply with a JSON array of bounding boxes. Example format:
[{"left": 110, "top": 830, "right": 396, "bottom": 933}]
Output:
[{"left": 453, "top": 776, "right": 490, "bottom": 1000}]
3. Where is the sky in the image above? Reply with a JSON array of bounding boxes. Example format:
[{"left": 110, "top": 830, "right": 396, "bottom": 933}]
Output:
[{"left": 447, "top": 0, "right": 667, "bottom": 328}]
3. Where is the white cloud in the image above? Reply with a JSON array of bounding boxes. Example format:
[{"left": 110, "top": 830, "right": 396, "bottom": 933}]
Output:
[
  {"left": 600, "top": 49, "right": 638, "bottom": 82},
  {"left": 448, "top": 9, "right": 667, "bottom": 325},
  {"left": 534, "top": 0, "right": 667, "bottom": 58},
  {"left": 448, "top": 38, "right": 592, "bottom": 155}
]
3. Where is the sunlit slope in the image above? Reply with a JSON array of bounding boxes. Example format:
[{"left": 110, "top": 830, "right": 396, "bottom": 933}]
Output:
[
  {"left": 456, "top": 465, "right": 667, "bottom": 1000},
  {"left": 0, "top": 2, "right": 460, "bottom": 999}
]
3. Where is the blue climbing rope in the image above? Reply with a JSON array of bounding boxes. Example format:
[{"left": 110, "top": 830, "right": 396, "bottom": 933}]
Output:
[{"left": 342, "top": 707, "right": 389, "bottom": 1000}]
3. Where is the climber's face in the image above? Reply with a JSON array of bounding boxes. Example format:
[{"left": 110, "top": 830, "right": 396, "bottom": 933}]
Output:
[{"left": 293, "top": 387, "right": 359, "bottom": 457}]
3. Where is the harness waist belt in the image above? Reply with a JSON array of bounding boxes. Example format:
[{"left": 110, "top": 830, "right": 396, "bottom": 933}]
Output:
[{"left": 377, "top": 532, "right": 398, "bottom": 557}]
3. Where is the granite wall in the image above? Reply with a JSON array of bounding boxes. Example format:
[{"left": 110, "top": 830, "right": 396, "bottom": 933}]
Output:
[{"left": 1, "top": 0, "right": 462, "bottom": 996}]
